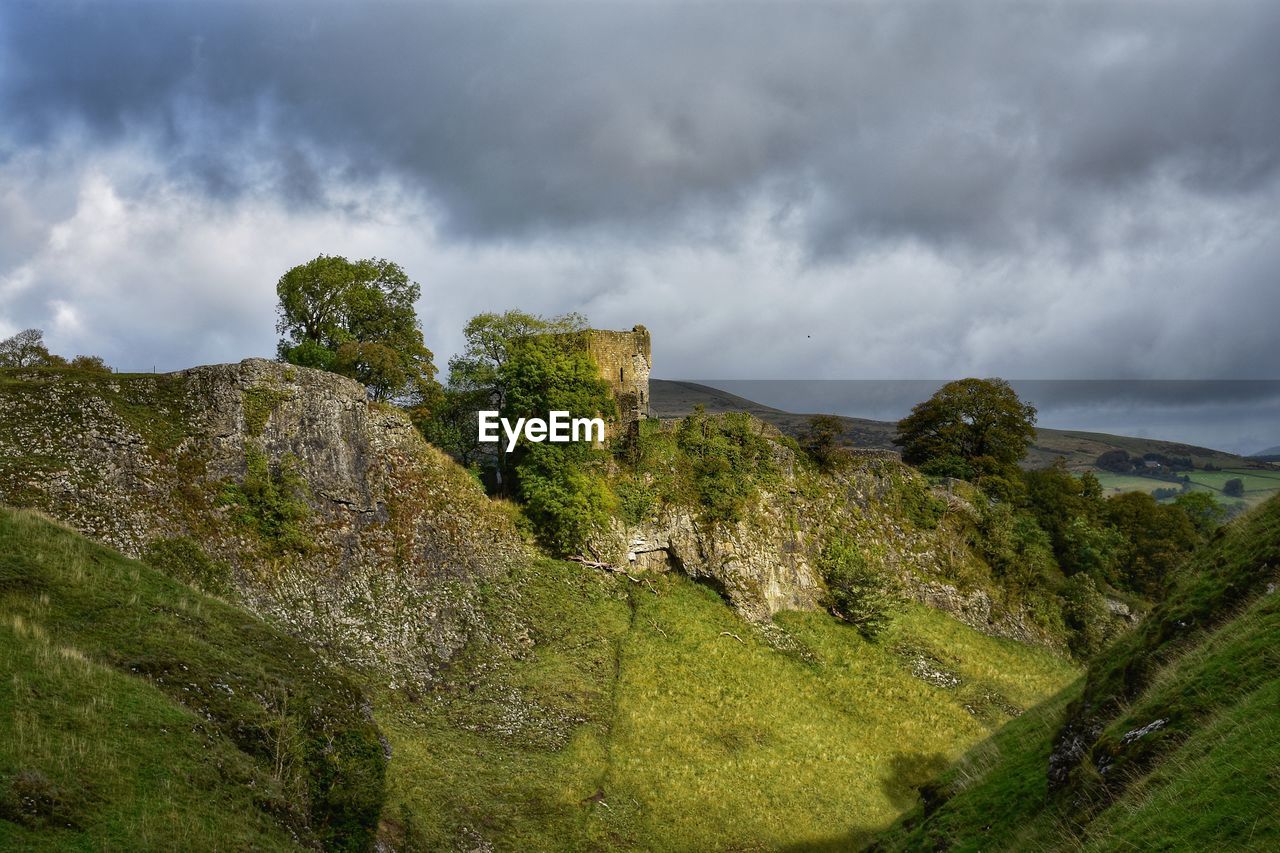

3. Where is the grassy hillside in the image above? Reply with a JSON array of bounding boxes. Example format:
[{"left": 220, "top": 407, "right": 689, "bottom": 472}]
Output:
[
  {"left": 1097, "top": 466, "right": 1280, "bottom": 511},
  {"left": 371, "top": 556, "right": 1078, "bottom": 850},
  {"left": 0, "top": 493, "right": 1083, "bottom": 851},
  {"left": 864, "top": 495, "right": 1280, "bottom": 852},
  {"left": 0, "top": 508, "right": 386, "bottom": 851}
]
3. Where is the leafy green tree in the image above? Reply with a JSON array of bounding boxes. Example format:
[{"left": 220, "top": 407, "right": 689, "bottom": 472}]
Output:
[
  {"left": 1104, "top": 491, "right": 1198, "bottom": 596},
  {"left": 68, "top": 354, "right": 111, "bottom": 373},
  {"left": 275, "top": 255, "right": 436, "bottom": 403},
  {"left": 1172, "top": 491, "right": 1227, "bottom": 536},
  {"left": 448, "top": 310, "right": 587, "bottom": 408},
  {"left": 975, "top": 501, "right": 1060, "bottom": 593},
  {"left": 417, "top": 387, "right": 490, "bottom": 468},
  {"left": 429, "top": 310, "right": 587, "bottom": 467},
  {"left": 1222, "top": 478, "right": 1245, "bottom": 498},
  {"left": 1061, "top": 515, "right": 1125, "bottom": 580},
  {"left": 894, "top": 378, "right": 1037, "bottom": 483},
  {"left": 801, "top": 414, "right": 846, "bottom": 467},
  {"left": 516, "top": 442, "right": 615, "bottom": 555},
  {"left": 0, "top": 329, "right": 66, "bottom": 368},
  {"left": 500, "top": 332, "right": 616, "bottom": 425},
  {"left": 499, "top": 334, "right": 616, "bottom": 553},
  {"left": 817, "top": 536, "right": 898, "bottom": 638},
  {"left": 1022, "top": 462, "right": 1117, "bottom": 575}
]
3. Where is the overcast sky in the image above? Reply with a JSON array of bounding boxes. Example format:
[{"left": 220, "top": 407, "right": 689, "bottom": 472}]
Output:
[{"left": 2, "top": 3, "right": 1278, "bottom": 404}]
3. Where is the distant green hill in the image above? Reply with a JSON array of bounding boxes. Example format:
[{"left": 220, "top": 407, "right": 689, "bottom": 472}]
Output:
[
  {"left": 0, "top": 508, "right": 386, "bottom": 850},
  {"left": 651, "top": 379, "right": 1260, "bottom": 471},
  {"left": 1253, "top": 444, "right": 1280, "bottom": 461},
  {"left": 859, "top": 495, "right": 1280, "bottom": 852}
]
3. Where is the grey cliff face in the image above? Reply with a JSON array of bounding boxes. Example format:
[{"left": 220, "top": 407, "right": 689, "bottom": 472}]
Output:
[
  {"left": 0, "top": 359, "right": 525, "bottom": 686},
  {"left": 0, "top": 358, "right": 1064, "bottom": 687},
  {"left": 594, "top": 441, "right": 1060, "bottom": 647}
]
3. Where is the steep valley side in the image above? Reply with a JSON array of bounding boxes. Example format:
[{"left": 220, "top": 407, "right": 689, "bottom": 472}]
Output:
[{"left": 0, "top": 361, "right": 1087, "bottom": 850}]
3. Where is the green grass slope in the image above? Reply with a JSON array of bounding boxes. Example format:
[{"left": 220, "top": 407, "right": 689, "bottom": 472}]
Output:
[
  {"left": 371, "top": 557, "right": 1078, "bottom": 851},
  {"left": 865, "top": 495, "right": 1280, "bottom": 852},
  {"left": 0, "top": 507, "right": 386, "bottom": 851}
]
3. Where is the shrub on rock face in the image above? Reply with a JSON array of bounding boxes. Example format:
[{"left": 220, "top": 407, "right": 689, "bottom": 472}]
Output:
[
  {"left": 219, "top": 449, "right": 314, "bottom": 555},
  {"left": 676, "top": 408, "right": 776, "bottom": 525},
  {"left": 800, "top": 414, "right": 846, "bottom": 468},
  {"left": 1059, "top": 573, "right": 1113, "bottom": 658},
  {"left": 818, "top": 536, "right": 898, "bottom": 638},
  {"left": 516, "top": 442, "right": 614, "bottom": 556}
]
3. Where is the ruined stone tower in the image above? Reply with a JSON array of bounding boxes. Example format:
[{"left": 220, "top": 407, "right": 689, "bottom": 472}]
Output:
[{"left": 582, "top": 325, "right": 651, "bottom": 431}]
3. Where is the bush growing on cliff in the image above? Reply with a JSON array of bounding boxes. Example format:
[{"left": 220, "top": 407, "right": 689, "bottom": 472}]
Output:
[
  {"left": 676, "top": 408, "right": 776, "bottom": 525},
  {"left": 800, "top": 414, "right": 846, "bottom": 467},
  {"left": 1059, "top": 572, "right": 1114, "bottom": 658},
  {"left": 219, "top": 449, "right": 313, "bottom": 555},
  {"left": 898, "top": 476, "right": 946, "bottom": 529},
  {"left": 517, "top": 442, "right": 614, "bottom": 555},
  {"left": 615, "top": 477, "right": 658, "bottom": 525},
  {"left": 817, "top": 536, "right": 898, "bottom": 638}
]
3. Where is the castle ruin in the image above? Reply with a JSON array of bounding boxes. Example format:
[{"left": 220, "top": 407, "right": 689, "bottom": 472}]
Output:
[{"left": 581, "top": 325, "right": 651, "bottom": 432}]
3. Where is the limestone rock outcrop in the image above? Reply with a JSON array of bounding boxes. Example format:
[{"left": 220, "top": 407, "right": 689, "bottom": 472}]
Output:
[
  {"left": 0, "top": 359, "right": 525, "bottom": 686},
  {"left": 593, "top": 438, "right": 1062, "bottom": 647}
]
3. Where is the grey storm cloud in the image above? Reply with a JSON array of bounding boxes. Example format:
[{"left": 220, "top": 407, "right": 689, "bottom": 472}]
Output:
[
  {"left": 1, "top": 0, "right": 1278, "bottom": 458},
  {"left": 4, "top": 2, "right": 1280, "bottom": 254}
]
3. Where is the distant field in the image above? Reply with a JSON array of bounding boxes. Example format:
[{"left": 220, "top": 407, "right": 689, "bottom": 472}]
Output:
[
  {"left": 1092, "top": 473, "right": 1179, "bottom": 496},
  {"left": 1185, "top": 468, "right": 1280, "bottom": 493},
  {"left": 1093, "top": 468, "right": 1280, "bottom": 509}
]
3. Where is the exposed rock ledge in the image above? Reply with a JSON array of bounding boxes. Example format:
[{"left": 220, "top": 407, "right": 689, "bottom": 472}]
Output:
[{"left": 0, "top": 359, "right": 524, "bottom": 686}]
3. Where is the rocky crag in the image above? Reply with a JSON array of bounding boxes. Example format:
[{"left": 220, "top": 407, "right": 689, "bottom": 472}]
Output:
[
  {"left": 595, "top": 421, "right": 1061, "bottom": 647},
  {"left": 0, "top": 359, "right": 1064, "bottom": 685},
  {"left": 0, "top": 359, "right": 524, "bottom": 687}
]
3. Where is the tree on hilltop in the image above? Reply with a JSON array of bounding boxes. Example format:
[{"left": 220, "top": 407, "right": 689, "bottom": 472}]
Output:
[
  {"left": 275, "top": 255, "right": 437, "bottom": 405},
  {"left": 0, "top": 329, "right": 65, "bottom": 368},
  {"left": 894, "top": 378, "right": 1037, "bottom": 483},
  {"left": 0, "top": 328, "right": 111, "bottom": 372},
  {"left": 423, "top": 309, "right": 588, "bottom": 469}
]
